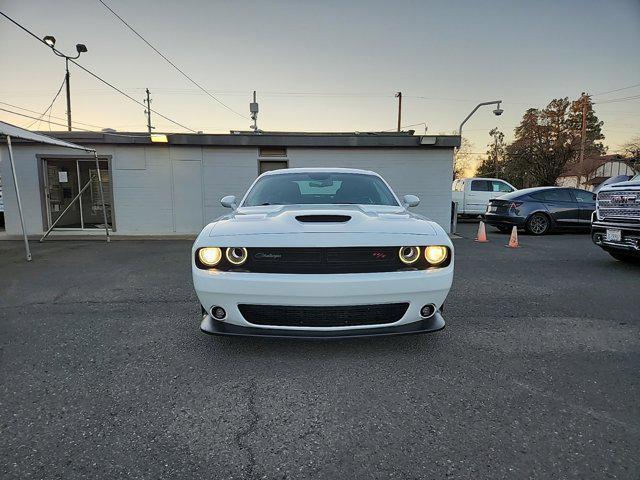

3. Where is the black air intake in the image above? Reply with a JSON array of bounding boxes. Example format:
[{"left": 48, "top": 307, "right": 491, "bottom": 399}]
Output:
[{"left": 295, "top": 215, "right": 351, "bottom": 223}]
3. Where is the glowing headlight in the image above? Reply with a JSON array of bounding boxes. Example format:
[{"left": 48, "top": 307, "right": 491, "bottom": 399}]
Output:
[
  {"left": 425, "top": 245, "right": 448, "bottom": 266},
  {"left": 399, "top": 246, "right": 421, "bottom": 264},
  {"left": 198, "top": 247, "right": 222, "bottom": 267},
  {"left": 225, "top": 247, "right": 248, "bottom": 265}
]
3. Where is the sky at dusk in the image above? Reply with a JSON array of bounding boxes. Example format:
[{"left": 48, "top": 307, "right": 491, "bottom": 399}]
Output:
[{"left": 0, "top": 0, "right": 638, "bottom": 161}]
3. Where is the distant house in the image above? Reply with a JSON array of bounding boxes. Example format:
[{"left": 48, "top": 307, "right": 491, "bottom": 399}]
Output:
[{"left": 557, "top": 154, "right": 637, "bottom": 191}]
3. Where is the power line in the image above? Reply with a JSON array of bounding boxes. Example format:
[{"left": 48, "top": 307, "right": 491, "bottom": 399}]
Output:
[
  {"left": 592, "top": 82, "right": 640, "bottom": 97},
  {"left": 0, "top": 107, "right": 163, "bottom": 138},
  {"left": 0, "top": 9, "right": 198, "bottom": 133},
  {"left": 0, "top": 107, "right": 94, "bottom": 131},
  {"left": 0, "top": 101, "right": 107, "bottom": 129},
  {"left": 0, "top": 101, "right": 106, "bottom": 129},
  {"left": 97, "top": 0, "right": 250, "bottom": 120},
  {"left": 594, "top": 94, "right": 640, "bottom": 105},
  {"left": 25, "top": 75, "right": 66, "bottom": 129}
]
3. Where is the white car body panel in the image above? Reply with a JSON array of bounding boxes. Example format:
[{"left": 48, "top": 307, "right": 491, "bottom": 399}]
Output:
[{"left": 192, "top": 168, "right": 454, "bottom": 336}]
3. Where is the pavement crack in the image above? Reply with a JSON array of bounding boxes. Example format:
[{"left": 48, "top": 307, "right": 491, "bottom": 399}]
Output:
[{"left": 234, "top": 379, "right": 259, "bottom": 479}]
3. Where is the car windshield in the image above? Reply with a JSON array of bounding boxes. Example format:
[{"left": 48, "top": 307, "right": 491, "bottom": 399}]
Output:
[
  {"left": 242, "top": 172, "right": 399, "bottom": 206},
  {"left": 632, "top": 174, "right": 640, "bottom": 181}
]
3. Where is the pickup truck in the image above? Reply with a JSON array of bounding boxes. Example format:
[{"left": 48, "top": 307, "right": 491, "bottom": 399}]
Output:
[
  {"left": 592, "top": 174, "right": 640, "bottom": 262},
  {"left": 452, "top": 177, "right": 516, "bottom": 217}
]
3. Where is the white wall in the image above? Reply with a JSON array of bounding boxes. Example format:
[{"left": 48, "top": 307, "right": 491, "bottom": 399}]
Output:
[{"left": 1, "top": 144, "right": 454, "bottom": 235}]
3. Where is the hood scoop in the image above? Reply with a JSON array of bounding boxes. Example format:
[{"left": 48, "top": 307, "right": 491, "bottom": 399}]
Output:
[{"left": 295, "top": 214, "right": 352, "bottom": 223}]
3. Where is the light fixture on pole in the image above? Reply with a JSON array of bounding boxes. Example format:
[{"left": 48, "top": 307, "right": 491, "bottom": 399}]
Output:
[
  {"left": 458, "top": 100, "right": 503, "bottom": 137},
  {"left": 42, "top": 35, "right": 88, "bottom": 131}
]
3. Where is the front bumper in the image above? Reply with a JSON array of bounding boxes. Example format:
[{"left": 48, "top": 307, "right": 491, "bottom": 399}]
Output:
[
  {"left": 591, "top": 219, "right": 640, "bottom": 255},
  {"left": 200, "top": 311, "right": 445, "bottom": 338},
  {"left": 193, "top": 266, "right": 453, "bottom": 332}
]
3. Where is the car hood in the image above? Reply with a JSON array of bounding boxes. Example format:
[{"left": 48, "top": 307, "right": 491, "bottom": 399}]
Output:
[
  {"left": 208, "top": 204, "right": 438, "bottom": 237},
  {"left": 599, "top": 179, "right": 640, "bottom": 191}
]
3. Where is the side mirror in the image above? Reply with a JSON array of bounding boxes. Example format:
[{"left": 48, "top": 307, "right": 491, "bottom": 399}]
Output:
[
  {"left": 403, "top": 194, "right": 420, "bottom": 208},
  {"left": 220, "top": 195, "right": 237, "bottom": 209}
]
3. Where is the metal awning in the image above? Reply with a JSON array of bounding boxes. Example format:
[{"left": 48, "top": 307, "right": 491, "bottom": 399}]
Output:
[{"left": 0, "top": 121, "right": 109, "bottom": 261}]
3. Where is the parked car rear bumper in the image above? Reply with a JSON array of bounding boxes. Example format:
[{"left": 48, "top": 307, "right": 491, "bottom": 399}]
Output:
[{"left": 483, "top": 212, "right": 526, "bottom": 228}]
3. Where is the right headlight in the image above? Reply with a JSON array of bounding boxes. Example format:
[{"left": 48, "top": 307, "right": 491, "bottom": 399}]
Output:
[
  {"left": 424, "top": 245, "right": 448, "bottom": 266},
  {"left": 225, "top": 247, "right": 248, "bottom": 265}
]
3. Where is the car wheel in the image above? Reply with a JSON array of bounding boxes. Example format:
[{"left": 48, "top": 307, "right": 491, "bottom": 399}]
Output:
[
  {"left": 525, "top": 213, "right": 550, "bottom": 235},
  {"left": 609, "top": 251, "right": 640, "bottom": 263}
]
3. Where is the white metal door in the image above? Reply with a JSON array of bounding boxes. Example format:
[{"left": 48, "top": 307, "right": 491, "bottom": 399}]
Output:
[{"left": 172, "top": 160, "right": 203, "bottom": 233}]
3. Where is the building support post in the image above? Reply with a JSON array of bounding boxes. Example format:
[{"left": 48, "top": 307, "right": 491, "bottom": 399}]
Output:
[
  {"left": 94, "top": 152, "right": 110, "bottom": 243},
  {"left": 6, "top": 136, "right": 32, "bottom": 261}
]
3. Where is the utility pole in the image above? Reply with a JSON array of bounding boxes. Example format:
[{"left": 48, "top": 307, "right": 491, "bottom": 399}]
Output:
[
  {"left": 493, "top": 130, "right": 499, "bottom": 178},
  {"left": 578, "top": 92, "right": 589, "bottom": 188},
  {"left": 395, "top": 92, "right": 402, "bottom": 132},
  {"left": 144, "top": 88, "right": 154, "bottom": 134},
  {"left": 65, "top": 58, "right": 72, "bottom": 131},
  {"left": 250, "top": 91, "right": 259, "bottom": 132}
]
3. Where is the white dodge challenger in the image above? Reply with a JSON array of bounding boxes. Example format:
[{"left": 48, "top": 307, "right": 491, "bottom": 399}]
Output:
[{"left": 192, "top": 168, "right": 454, "bottom": 338}]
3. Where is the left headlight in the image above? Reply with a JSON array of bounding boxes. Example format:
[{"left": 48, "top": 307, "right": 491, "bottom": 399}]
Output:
[
  {"left": 198, "top": 247, "right": 222, "bottom": 267},
  {"left": 399, "top": 246, "right": 421, "bottom": 265},
  {"left": 424, "top": 245, "right": 448, "bottom": 266}
]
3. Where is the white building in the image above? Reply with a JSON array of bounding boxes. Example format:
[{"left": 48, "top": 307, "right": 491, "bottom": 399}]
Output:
[
  {"left": 0, "top": 131, "right": 459, "bottom": 236},
  {"left": 557, "top": 154, "right": 637, "bottom": 191}
]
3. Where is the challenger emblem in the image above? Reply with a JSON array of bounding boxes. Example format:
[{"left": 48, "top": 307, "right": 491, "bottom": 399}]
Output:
[
  {"left": 255, "top": 252, "right": 282, "bottom": 260},
  {"left": 372, "top": 252, "right": 387, "bottom": 259}
]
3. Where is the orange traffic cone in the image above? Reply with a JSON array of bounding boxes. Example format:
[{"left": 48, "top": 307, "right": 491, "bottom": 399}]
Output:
[
  {"left": 507, "top": 226, "right": 520, "bottom": 248},
  {"left": 475, "top": 221, "right": 489, "bottom": 242}
]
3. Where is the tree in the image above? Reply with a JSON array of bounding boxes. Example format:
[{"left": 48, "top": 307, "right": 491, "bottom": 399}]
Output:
[
  {"left": 500, "top": 96, "right": 606, "bottom": 187},
  {"left": 621, "top": 136, "right": 640, "bottom": 169},
  {"left": 568, "top": 94, "right": 606, "bottom": 158},
  {"left": 453, "top": 137, "right": 475, "bottom": 179},
  {"left": 475, "top": 128, "right": 506, "bottom": 178}
]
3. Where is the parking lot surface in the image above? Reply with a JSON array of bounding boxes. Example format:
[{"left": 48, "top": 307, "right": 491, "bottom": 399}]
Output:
[{"left": 1, "top": 223, "right": 639, "bottom": 479}]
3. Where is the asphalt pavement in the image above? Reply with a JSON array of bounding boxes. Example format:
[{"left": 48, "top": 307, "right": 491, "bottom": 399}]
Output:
[{"left": 1, "top": 223, "right": 639, "bottom": 479}]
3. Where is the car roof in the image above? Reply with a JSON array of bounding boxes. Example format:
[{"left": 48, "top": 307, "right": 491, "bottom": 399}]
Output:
[
  {"left": 460, "top": 177, "right": 509, "bottom": 181},
  {"left": 261, "top": 167, "right": 380, "bottom": 177}
]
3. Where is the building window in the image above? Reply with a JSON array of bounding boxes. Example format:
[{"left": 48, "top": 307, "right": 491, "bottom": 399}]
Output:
[
  {"left": 259, "top": 160, "right": 288, "bottom": 175},
  {"left": 259, "top": 147, "right": 287, "bottom": 157}
]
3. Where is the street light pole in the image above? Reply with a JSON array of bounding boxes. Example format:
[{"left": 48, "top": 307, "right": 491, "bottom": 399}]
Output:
[
  {"left": 42, "top": 36, "right": 87, "bottom": 131},
  {"left": 458, "top": 100, "right": 503, "bottom": 137},
  {"left": 65, "top": 58, "right": 71, "bottom": 131}
]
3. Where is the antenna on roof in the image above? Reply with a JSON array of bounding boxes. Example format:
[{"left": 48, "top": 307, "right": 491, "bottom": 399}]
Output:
[{"left": 249, "top": 91, "right": 259, "bottom": 132}]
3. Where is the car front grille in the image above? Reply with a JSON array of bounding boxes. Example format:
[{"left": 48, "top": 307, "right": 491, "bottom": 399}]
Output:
[
  {"left": 238, "top": 303, "right": 410, "bottom": 327},
  {"left": 597, "top": 190, "right": 640, "bottom": 221},
  {"left": 232, "top": 247, "right": 430, "bottom": 273}
]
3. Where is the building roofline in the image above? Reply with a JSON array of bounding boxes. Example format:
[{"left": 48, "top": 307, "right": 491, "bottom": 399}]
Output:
[{"left": 6, "top": 131, "right": 461, "bottom": 148}]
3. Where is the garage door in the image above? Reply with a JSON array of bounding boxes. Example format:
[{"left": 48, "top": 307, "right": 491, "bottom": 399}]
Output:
[{"left": 172, "top": 160, "right": 203, "bottom": 233}]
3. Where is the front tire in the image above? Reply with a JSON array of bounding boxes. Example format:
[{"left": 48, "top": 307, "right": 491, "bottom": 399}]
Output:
[{"left": 526, "top": 213, "right": 550, "bottom": 235}]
